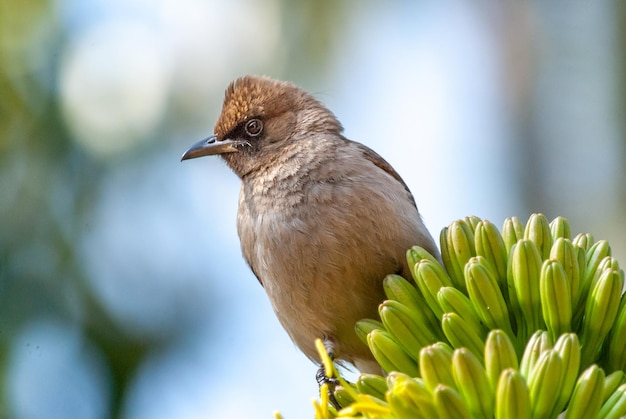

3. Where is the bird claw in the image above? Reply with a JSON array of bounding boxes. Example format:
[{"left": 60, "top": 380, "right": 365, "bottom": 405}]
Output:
[{"left": 316, "top": 365, "right": 342, "bottom": 410}]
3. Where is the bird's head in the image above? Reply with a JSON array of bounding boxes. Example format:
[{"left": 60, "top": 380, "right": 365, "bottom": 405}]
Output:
[{"left": 181, "top": 75, "right": 343, "bottom": 178}]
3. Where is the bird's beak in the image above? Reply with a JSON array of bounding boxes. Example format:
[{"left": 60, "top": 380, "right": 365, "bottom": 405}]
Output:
[{"left": 181, "top": 135, "right": 239, "bottom": 161}]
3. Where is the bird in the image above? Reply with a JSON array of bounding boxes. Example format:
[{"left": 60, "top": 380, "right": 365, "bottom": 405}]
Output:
[{"left": 182, "top": 75, "right": 440, "bottom": 375}]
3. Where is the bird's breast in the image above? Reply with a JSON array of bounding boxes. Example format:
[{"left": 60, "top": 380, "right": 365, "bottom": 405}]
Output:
[
  {"left": 234, "top": 157, "right": 436, "bottom": 362},
  {"left": 236, "top": 166, "right": 422, "bottom": 288}
]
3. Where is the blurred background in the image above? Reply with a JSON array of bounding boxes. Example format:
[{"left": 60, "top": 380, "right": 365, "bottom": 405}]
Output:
[{"left": 1, "top": 1, "right": 625, "bottom": 418}]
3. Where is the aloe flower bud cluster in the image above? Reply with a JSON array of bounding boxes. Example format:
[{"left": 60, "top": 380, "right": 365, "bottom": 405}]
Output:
[{"left": 306, "top": 214, "right": 626, "bottom": 419}]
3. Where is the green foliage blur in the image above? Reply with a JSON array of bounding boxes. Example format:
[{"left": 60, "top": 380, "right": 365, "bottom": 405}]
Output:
[
  {"left": 1, "top": 2, "right": 152, "bottom": 416},
  {"left": 0, "top": 1, "right": 352, "bottom": 417}
]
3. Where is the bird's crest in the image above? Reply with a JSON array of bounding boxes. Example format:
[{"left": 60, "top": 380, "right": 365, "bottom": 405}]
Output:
[{"left": 214, "top": 75, "right": 298, "bottom": 139}]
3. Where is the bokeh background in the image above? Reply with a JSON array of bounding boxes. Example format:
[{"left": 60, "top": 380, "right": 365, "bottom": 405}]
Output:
[{"left": 1, "top": 1, "right": 625, "bottom": 418}]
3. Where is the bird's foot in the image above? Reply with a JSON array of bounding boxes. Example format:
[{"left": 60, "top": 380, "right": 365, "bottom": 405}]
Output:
[
  {"left": 316, "top": 364, "right": 342, "bottom": 411},
  {"left": 316, "top": 339, "right": 342, "bottom": 410}
]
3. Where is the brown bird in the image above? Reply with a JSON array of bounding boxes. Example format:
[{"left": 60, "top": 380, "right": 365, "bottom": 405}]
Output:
[{"left": 182, "top": 75, "right": 440, "bottom": 375}]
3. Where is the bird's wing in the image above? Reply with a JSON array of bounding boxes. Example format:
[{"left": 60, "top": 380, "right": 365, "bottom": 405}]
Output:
[
  {"left": 237, "top": 194, "right": 265, "bottom": 288},
  {"left": 248, "top": 259, "right": 264, "bottom": 287},
  {"left": 349, "top": 140, "right": 418, "bottom": 209}
]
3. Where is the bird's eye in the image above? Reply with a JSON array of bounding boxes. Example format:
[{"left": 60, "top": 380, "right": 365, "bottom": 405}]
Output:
[{"left": 244, "top": 119, "right": 263, "bottom": 137}]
